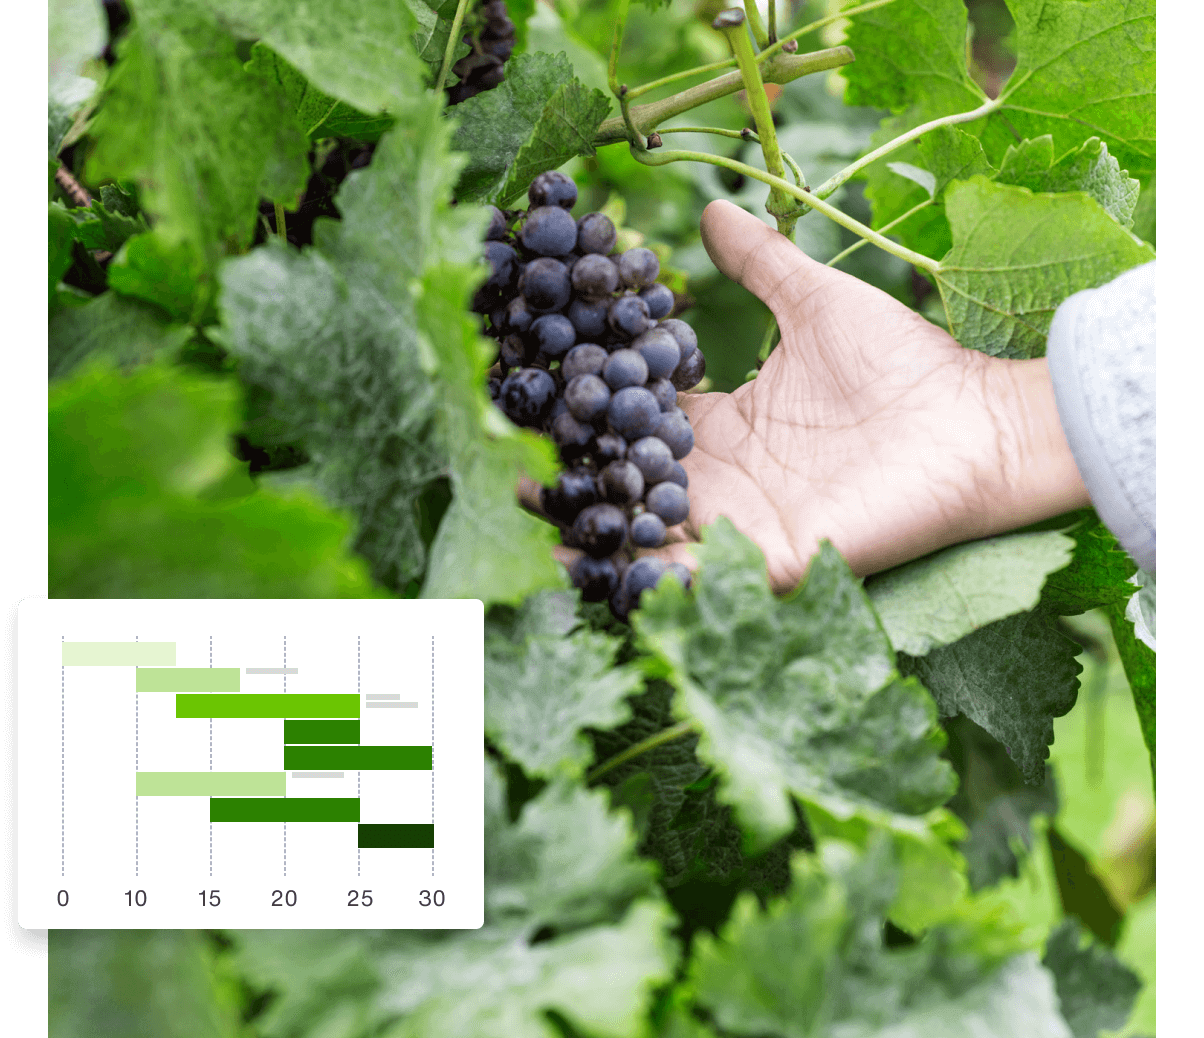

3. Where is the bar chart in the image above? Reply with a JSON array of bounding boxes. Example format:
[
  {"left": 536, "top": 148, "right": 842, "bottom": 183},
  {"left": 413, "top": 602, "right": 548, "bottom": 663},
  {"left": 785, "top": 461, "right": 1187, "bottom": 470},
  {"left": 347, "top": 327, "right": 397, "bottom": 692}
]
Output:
[{"left": 17, "top": 599, "right": 483, "bottom": 929}]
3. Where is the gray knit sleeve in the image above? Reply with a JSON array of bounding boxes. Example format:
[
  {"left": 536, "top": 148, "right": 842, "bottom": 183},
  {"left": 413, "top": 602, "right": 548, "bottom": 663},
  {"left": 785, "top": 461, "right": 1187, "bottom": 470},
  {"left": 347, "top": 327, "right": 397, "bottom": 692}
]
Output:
[{"left": 1045, "top": 261, "right": 1155, "bottom": 572}]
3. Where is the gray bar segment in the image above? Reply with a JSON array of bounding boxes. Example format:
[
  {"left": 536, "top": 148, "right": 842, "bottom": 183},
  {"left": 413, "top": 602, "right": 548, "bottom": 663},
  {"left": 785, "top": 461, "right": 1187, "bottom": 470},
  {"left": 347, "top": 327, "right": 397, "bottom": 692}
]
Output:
[
  {"left": 366, "top": 701, "right": 419, "bottom": 709},
  {"left": 246, "top": 667, "right": 299, "bottom": 675},
  {"left": 366, "top": 693, "right": 400, "bottom": 701},
  {"left": 290, "top": 771, "right": 345, "bottom": 779}
]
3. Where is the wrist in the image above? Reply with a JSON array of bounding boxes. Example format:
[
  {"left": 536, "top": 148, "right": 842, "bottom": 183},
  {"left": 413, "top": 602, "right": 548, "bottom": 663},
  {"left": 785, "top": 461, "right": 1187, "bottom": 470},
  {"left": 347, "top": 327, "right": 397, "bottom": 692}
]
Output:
[{"left": 980, "top": 355, "right": 1092, "bottom": 530}]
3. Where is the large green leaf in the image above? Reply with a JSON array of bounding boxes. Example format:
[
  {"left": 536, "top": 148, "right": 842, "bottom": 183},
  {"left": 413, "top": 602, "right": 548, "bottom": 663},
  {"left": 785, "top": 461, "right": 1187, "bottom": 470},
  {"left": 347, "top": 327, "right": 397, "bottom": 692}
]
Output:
[
  {"left": 1036, "top": 510, "right": 1138, "bottom": 617},
  {"left": 900, "top": 610, "right": 1083, "bottom": 785},
  {"left": 484, "top": 591, "right": 643, "bottom": 777},
  {"left": 866, "top": 530, "right": 1075, "bottom": 656},
  {"left": 49, "top": 290, "right": 193, "bottom": 379},
  {"left": 1041, "top": 918, "right": 1142, "bottom": 1038},
  {"left": 934, "top": 178, "right": 1155, "bottom": 358},
  {"left": 220, "top": 88, "right": 559, "bottom": 603},
  {"left": 50, "top": 360, "right": 378, "bottom": 597},
  {"left": 406, "top": 0, "right": 470, "bottom": 84},
  {"left": 995, "top": 136, "right": 1140, "bottom": 227},
  {"left": 691, "top": 839, "right": 1070, "bottom": 1038},
  {"left": 451, "top": 51, "right": 611, "bottom": 206},
  {"left": 634, "top": 519, "right": 958, "bottom": 856}
]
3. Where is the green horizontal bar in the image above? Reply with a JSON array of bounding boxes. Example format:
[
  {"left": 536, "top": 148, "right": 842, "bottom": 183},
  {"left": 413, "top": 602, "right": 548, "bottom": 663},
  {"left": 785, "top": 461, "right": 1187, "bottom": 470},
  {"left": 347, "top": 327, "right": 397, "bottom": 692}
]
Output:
[
  {"left": 359, "top": 824, "right": 434, "bottom": 848},
  {"left": 140, "top": 669, "right": 239, "bottom": 695},
  {"left": 176, "top": 694, "right": 359, "bottom": 718},
  {"left": 63, "top": 642, "right": 175, "bottom": 666},
  {"left": 137, "top": 772, "right": 285, "bottom": 796},
  {"left": 284, "top": 719, "right": 360, "bottom": 744},
  {"left": 283, "top": 745, "right": 432, "bottom": 770},
  {"left": 210, "top": 798, "right": 360, "bottom": 823}
]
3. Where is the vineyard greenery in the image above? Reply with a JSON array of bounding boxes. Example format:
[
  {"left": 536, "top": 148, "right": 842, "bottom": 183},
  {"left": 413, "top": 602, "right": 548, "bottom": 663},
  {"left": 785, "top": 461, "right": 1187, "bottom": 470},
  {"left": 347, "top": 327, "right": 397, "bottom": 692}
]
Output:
[{"left": 48, "top": 1, "right": 1155, "bottom": 1036}]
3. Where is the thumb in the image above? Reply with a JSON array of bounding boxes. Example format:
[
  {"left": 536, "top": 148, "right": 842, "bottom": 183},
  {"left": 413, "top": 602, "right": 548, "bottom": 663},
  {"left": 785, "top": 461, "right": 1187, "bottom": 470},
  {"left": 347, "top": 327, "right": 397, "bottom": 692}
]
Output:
[{"left": 699, "top": 199, "right": 842, "bottom": 318}]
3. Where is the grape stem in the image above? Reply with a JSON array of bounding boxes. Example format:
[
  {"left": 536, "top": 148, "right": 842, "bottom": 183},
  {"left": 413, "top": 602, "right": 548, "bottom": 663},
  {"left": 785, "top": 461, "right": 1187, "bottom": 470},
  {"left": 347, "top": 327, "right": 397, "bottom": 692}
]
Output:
[
  {"left": 273, "top": 202, "right": 287, "bottom": 243},
  {"left": 632, "top": 145, "right": 940, "bottom": 273},
  {"left": 587, "top": 720, "right": 699, "bottom": 783},
  {"left": 744, "top": 0, "right": 770, "bottom": 50},
  {"left": 434, "top": 0, "right": 473, "bottom": 95},
  {"left": 767, "top": 0, "right": 778, "bottom": 44},
  {"left": 826, "top": 197, "right": 933, "bottom": 268}
]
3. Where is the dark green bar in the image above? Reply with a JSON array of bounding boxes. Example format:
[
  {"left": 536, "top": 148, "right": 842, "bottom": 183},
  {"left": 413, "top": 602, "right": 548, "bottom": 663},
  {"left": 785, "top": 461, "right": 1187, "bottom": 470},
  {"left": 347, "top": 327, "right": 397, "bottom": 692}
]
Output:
[
  {"left": 210, "top": 798, "right": 360, "bottom": 822},
  {"left": 176, "top": 694, "right": 359, "bottom": 718},
  {"left": 358, "top": 824, "right": 434, "bottom": 848},
  {"left": 283, "top": 745, "right": 432, "bottom": 770},
  {"left": 283, "top": 719, "right": 361, "bottom": 744}
]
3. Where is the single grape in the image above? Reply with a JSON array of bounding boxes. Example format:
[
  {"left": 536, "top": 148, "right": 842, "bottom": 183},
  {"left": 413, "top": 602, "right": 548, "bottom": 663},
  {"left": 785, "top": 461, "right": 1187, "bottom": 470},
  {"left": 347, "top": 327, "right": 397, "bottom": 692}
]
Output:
[
  {"left": 609, "top": 585, "right": 631, "bottom": 622},
  {"left": 659, "top": 318, "right": 698, "bottom": 361},
  {"left": 627, "top": 436, "right": 675, "bottom": 483},
  {"left": 639, "top": 283, "right": 675, "bottom": 320},
  {"left": 505, "top": 295, "right": 534, "bottom": 337},
  {"left": 645, "top": 481, "right": 690, "bottom": 525},
  {"left": 561, "top": 343, "right": 608, "bottom": 381},
  {"left": 565, "top": 374, "right": 611, "bottom": 422},
  {"left": 647, "top": 377, "right": 677, "bottom": 412},
  {"left": 592, "top": 432, "right": 628, "bottom": 467},
  {"left": 630, "top": 511, "right": 667, "bottom": 548},
  {"left": 519, "top": 258, "right": 571, "bottom": 313},
  {"left": 632, "top": 328, "right": 681, "bottom": 381},
  {"left": 498, "top": 334, "right": 527, "bottom": 371},
  {"left": 571, "top": 554, "right": 620, "bottom": 602},
  {"left": 602, "top": 349, "right": 649, "bottom": 390},
  {"left": 541, "top": 467, "right": 599, "bottom": 524},
  {"left": 573, "top": 503, "right": 628, "bottom": 558},
  {"left": 521, "top": 206, "right": 579, "bottom": 257},
  {"left": 551, "top": 410, "right": 594, "bottom": 461},
  {"left": 528, "top": 170, "right": 578, "bottom": 210},
  {"left": 529, "top": 314, "right": 575, "bottom": 358},
  {"left": 607, "top": 386, "right": 660, "bottom": 439},
  {"left": 488, "top": 306, "right": 508, "bottom": 338},
  {"left": 608, "top": 294, "right": 653, "bottom": 339},
  {"left": 667, "top": 562, "right": 692, "bottom": 590},
  {"left": 487, "top": 376, "right": 501, "bottom": 400},
  {"left": 576, "top": 212, "right": 617, "bottom": 255},
  {"left": 599, "top": 460, "right": 645, "bottom": 506},
  {"left": 483, "top": 241, "right": 517, "bottom": 290},
  {"left": 670, "top": 348, "right": 706, "bottom": 391},
  {"left": 571, "top": 254, "right": 620, "bottom": 298},
  {"left": 665, "top": 461, "right": 689, "bottom": 489},
  {"left": 485, "top": 205, "right": 508, "bottom": 241},
  {"left": 500, "top": 367, "right": 556, "bottom": 426},
  {"left": 617, "top": 247, "right": 660, "bottom": 289},
  {"left": 653, "top": 409, "right": 694, "bottom": 459},
  {"left": 623, "top": 556, "right": 668, "bottom": 607},
  {"left": 568, "top": 298, "right": 609, "bottom": 341}
]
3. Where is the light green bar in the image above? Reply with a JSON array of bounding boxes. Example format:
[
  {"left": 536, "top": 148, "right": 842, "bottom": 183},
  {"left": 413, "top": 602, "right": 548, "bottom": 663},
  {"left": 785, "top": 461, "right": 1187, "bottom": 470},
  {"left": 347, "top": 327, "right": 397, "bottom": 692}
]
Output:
[
  {"left": 62, "top": 642, "right": 176, "bottom": 666},
  {"left": 136, "top": 772, "right": 286, "bottom": 796},
  {"left": 137, "top": 668, "right": 240, "bottom": 694}
]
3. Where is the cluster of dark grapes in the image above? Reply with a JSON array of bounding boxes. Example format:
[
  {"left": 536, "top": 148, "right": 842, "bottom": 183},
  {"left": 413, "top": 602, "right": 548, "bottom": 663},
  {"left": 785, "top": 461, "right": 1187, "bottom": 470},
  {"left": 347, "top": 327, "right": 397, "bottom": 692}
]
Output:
[
  {"left": 446, "top": 1, "right": 517, "bottom": 106},
  {"left": 474, "top": 171, "right": 707, "bottom": 621}
]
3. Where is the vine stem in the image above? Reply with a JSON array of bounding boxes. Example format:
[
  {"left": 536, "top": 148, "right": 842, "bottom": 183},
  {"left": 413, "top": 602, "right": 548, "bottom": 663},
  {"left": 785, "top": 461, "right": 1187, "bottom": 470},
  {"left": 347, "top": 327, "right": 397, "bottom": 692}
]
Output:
[
  {"left": 758, "top": 0, "right": 897, "bottom": 64},
  {"left": 744, "top": 0, "right": 770, "bottom": 50},
  {"left": 826, "top": 197, "right": 933, "bottom": 267},
  {"left": 608, "top": 0, "right": 631, "bottom": 96},
  {"left": 634, "top": 145, "right": 940, "bottom": 273},
  {"left": 814, "top": 95, "right": 1000, "bottom": 200},
  {"left": 274, "top": 202, "right": 287, "bottom": 242},
  {"left": 434, "top": 0, "right": 473, "bottom": 95},
  {"left": 587, "top": 721, "right": 699, "bottom": 783},
  {"left": 767, "top": 0, "right": 778, "bottom": 44}
]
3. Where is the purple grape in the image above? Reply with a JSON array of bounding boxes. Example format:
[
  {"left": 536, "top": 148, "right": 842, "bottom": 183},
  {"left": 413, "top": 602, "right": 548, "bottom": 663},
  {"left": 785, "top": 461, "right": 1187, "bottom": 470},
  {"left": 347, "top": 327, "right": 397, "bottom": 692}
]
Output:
[
  {"left": 639, "top": 283, "right": 675, "bottom": 319},
  {"left": 501, "top": 368, "right": 556, "bottom": 426},
  {"left": 630, "top": 511, "right": 667, "bottom": 548},
  {"left": 599, "top": 460, "right": 644, "bottom": 506},
  {"left": 573, "top": 503, "right": 628, "bottom": 558},
  {"left": 607, "top": 386, "right": 660, "bottom": 439},
  {"left": 571, "top": 555, "right": 620, "bottom": 602},
  {"left": 529, "top": 313, "right": 576, "bottom": 358},
  {"left": 617, "top": 248, "right": 660, "bottom": 289},
  {"left": 485, "top": 205, "right": 507, "bottom": 241},
  {"left": 608, "top": 295, "right": 653, "bottom": 339},
  {"left": 565, "top": 374, "right": 611, "bottom": 422},
  {"left": 519, "top": 258, "right": 571, "bottom": 312},
  {"left": 551, "top": 410, "right": 594, "bottom": 461},
  {"left": 623, "top": 556, "right": 668, "bottom": 606},
  {"left": 645, "top": 481, "right": 690, "bottom": 525},
  {"left": 505, "top": 295, "right": 534, "bottom": 337},
  {"left": 562, "top": 343, "right": 608, "bottom": 381},
  {"left": 647, "top": 378, "right": 677, "bottom": 412},
  {"left": 542, "top": 467, "right": 599, "bottom": 524},
  {"left": 632, "top": 328, "right": 681, "bottom": 380},
  {"left": 571, "top": 254, "right": 620, "bottom": 298},
  {"left": 602, "top": 349, "right": 649, "bottom": 390},
  {"left": 521, "top": 206, "right": 579, "bottom": 257},
  {"left": 568, "top": 298, "right": 609, "bottom": 340},
  {"left": 499, "top": 334, "right": 527, "bottom": 370},
  {"left": 665, "top": 461, "right": 689, "bottom": 489},
  {"left": 659, "top": 318, "right": 698, "bottom": 361},
  {"left": 577, "top": 212, "right": 617, "bottom": 255},
  {"left": 667, "top": 562, "right": 692, "bottom": 590},
  {"left": 529, "top": 170, "right": 578, "bottom": 210},
  {"left": 627, "top": 436, "right": 675, "bottom": 483},
  {"left": 592, "top": 432, "right": 627, "bottom": 467},
  {"left": 653, "top": 409, "right": 694, "bottom": 459},
  {"left": 670, "top": 348, "right": 706, "bottom": 391}
]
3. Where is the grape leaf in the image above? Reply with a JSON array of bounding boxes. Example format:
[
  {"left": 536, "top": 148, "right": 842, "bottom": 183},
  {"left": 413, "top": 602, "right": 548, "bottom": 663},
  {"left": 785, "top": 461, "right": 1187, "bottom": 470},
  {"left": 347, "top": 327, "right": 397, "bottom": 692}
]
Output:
[
  {"left": 634, "top": 519, "right": 958, "bottom": 854},
  {"left": 245, "top": 43, "right": 395, "bottom": 141},
  {"left": 49, "top": 291, "right": 193, "bottom": 379},
  {"left": 61, "top": 194, "right": 148, "bottom": 253},
  {"left": 220, "top": 90, "right": 560, "bottom": 603},
  {"left": 49, "top": 204, "right": 76, "bottom": 302},
  {"left": 1105, "top": 600, "right": 1155, "bottom": 774},
  {"left": 691, "top": 839, "right": 1070, "bottom": 1038},
  {"left": 484, "top": 591, "right": 643, "bottom": 777},
  {"left": 451, "top": 51, "right": 611, "bottom": 206},
  {"left": 1036, "top": 510, "right": 1138, "bottom": 617},
  {"left": 230, "top": 760, "right": 672, "bottom": 1038},
  {"left": 1041, "top": 918, "right": 1142, "bottom": 1038},
  {"left": 914, "top": 125, "right": 997, "bottom": 197},
  {"left": 996, "top": 136, "right": 1140, "bottom": 228},
  {"left": 206, "top": 0, "right": 426, "bottom": 113},
  {"left": 49, "top": 361, "right": 380, "bottom": 598},
  {"left": 899, "top": 610, "right": 1083, "bottom": 785},
  {"left": 406, "top": 0, "right": 470, "bottom": 84},
  {"left": 865, "top": 530, "right": 1075, "bottom": 656},
  {"left": 49, "top": 73, "right": 96, "bottom": 157},
  {"left": 107, "top": 232, "right": 209, "bottom": 322},
  {"left": 934, "top": 178, "right": 1155, "bottom": 359},
  {"left": 88, "top": 0, "right": 309, "bottom": 320}
]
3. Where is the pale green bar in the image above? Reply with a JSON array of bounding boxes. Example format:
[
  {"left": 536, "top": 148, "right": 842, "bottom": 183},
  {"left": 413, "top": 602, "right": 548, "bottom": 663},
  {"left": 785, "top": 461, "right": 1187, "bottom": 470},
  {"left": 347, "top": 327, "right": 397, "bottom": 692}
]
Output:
[
  {"left": 62, "top": 642, "right": 176, "bottom": 666},
  {"left": 136, "top": 772, "right": 285, "bottom": 796},
  {"left": 138, "top": 668, "right": 239, "bottom": 694}
]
